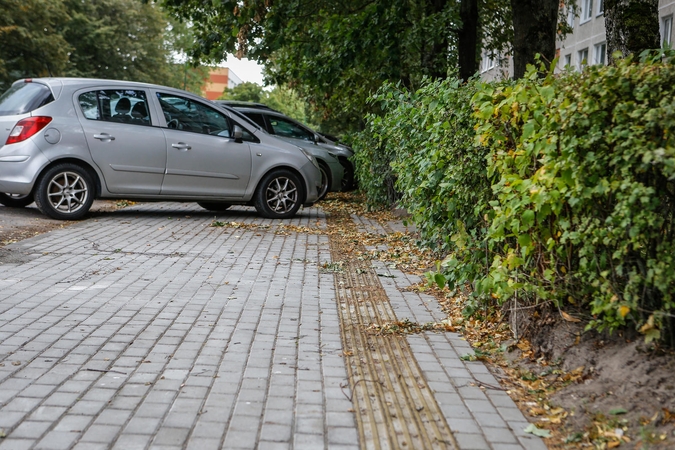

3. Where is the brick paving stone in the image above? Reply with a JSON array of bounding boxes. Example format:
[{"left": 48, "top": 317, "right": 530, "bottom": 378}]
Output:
[
  {"left": 8, "top": 420, "right": 52, "bottom": 438},
  {"left": 0, "top": 439, "right": 35, "bottom": 450},
  {"left": 380, "top": 244, "right": 547, "bottom": 450},
  {"left": 0, "top": 203, "right": 548, "bottom": 449}
]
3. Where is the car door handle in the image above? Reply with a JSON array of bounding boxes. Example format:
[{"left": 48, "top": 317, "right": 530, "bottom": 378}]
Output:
[
  {"left": 93, "top": 133, "right": 115, "bottom": 141},
  {"left": 172, "top": 142, "right": 192, "bottom": 151}
]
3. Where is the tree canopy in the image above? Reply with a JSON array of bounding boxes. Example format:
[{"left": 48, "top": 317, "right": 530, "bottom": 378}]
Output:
[
  {"left": 0, "top": 0, "right": 207, "bottom": 93},
  {"left": 219, "top": 82, "right": 316, "bottom": 127},
  {"left": 164, "top": 0, "right": 514, "bottom": 132}
]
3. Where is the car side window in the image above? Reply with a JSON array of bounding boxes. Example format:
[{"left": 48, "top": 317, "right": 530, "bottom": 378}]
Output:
[
  {"left": 78, "top": 90, "right": 151, "bottom": 126},
  {"left": 244, "top": 112, "right": 267, "bottom": 130},
  {"left": 268, "top": 115, "right": 313, "bottom": 141},
  {"left": 157, "top": 93, "right": 231, "bottom": 137}
]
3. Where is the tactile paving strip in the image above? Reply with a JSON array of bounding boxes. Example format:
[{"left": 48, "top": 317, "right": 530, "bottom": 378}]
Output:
[{"left": 328, "top": 215, "right": 458, "bottom": 450}]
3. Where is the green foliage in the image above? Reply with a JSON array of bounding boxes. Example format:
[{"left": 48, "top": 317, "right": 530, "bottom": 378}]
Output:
[
  {"left": 162, "top": 18, "right": 210, "bottom": 93},
  {"left": 357, "top": 51, "right": 675, "bottom": 343},
  {"left": 62, "top": 0, "right": 170, "bottom": 82},
  {"left": 218, "top": 82, "right": 317, "bottom": 127},
  {"left": 475, "top": 51, "right": 675, "bottom": 341},
  {"left": 165, "top": 63, "right": 209, "bottom": 95},
  {"left": 0, "top": 0, "right": 206, "bottom": 92},
  {"left": 354, "top": 78, "right": 494, "bottom": 295},
  {"left": 0, "top": 0, "right": 71, "bottom": 90},
  {"left": 265, "top": 86, "right": 319, "bottom": 129},
  {"left": 162, "top": 0, "right": 514, "bottom": 134},
  {"left": 219, "top": 81, "right": 265, "bottom": 103}
]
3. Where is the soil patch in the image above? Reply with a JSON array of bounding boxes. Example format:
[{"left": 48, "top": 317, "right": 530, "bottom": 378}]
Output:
[{"left": 502, "top": 306, "right": 675, "bottom": 448}]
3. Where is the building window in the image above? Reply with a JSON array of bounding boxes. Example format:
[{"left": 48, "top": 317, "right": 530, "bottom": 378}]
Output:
[
  {"left": 597, "top": 0, "right": 604, "bottom": 15},
  {"left": 567, "top": 8, "right": 575, "bottom": 28},
  {"left": 481, "top": 51, "right": 496, "bottom": 73},
  {"left": 564, "top": 54, "right": 572, "bottom": 68},
  {"left": 578, "top": 48, "right": 589, "bottom": 70},
  {"left": 581, "top": 0, "right": 593, "bottom": 23},
  {"left": 594, "top": 42, "right": 606, "bottom": 65},
  {"left": 663, "top": 15, "right": 673, "bottom": 47}
]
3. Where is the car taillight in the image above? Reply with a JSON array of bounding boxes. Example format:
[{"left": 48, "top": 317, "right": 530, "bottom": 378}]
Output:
[{"left": 6, "top": 116, "right": 52, "bottom": 145}]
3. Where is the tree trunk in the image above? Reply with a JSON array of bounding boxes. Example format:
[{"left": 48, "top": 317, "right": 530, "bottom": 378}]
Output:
[
  {"left": 421, "top": 0, "right": 451, "bottom": 79},
  {"left": 604, "top": 0, "right": 660, "bottom": 65},
  {"left": 458, "top": 0, "right": 479, "bottom": 81},
  {"left": 510, "top": 0, "right": 559, "bottom": 79}
]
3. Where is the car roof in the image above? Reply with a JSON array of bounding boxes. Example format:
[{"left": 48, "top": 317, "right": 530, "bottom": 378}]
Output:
[
  {"left": 213, "top": 100, "right": 279, "bottom": 111},
  {"left": 23, "top": 77, "right": 209, "bottom": 100},
  {"left": 233, "top": 106, "right": 292, "bottom": 119}
]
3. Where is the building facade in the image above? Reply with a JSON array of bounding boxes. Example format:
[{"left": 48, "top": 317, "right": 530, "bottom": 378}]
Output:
[
  {"left": 480, "top": 1, "right": 675, "bottom": 80},
  {"left": 202, "top": 67, "right": 243, "bottom": 100}
]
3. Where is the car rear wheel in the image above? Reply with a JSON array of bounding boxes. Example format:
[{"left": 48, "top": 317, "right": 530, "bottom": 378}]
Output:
[
  {"left": 35, "top": 163, "right": 95, "bottom": 220},
  {"left": 318, "top": 162, "right": 331, "bottom": 201},
  {"left": 198, "top": 202, "right": 231, "bottom": 212},
  {"left": 0, "top": 193, "right": 34, "bottom": 208},
  {"left": 254, "top": 169, "right": 303, "bottom": 219}
]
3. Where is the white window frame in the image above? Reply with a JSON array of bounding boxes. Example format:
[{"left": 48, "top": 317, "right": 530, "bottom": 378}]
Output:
[
  {"left": 564, "top": 54, "right": 572, "bottom": 68},
  {"left": 597, "top": 0, "right": 604, "bottom": 16},
  {"left": 594, "top": 42, "right": 606, "bottom": 65},
  {"left": 662, "top": 15, "right": 673, "bottom": 47},
  {"left": 481, "top": 50, "right": 496, "bottom": 73},
  {"left": 578, "top": 48, "right": 589, "bottom": 70},
  {"left": 581, "top": 0, "right": 593, "bottom": 23},
  {"left": 567, "top": 8, "right": 575, "bottom": 28}
]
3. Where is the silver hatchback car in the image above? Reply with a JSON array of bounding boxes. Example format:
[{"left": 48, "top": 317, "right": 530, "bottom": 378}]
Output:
[{"left": 0, "top": 78, "right": 322, "bottom": 220}]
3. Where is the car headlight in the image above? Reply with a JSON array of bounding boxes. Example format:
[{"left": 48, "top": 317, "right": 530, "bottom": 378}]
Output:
[{"left": 299, "top": 148, "right": 320, "bottom": 169}]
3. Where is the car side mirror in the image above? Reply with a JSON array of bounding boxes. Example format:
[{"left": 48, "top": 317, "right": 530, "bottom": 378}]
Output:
[
  {"left": 233, "top": 125, "right": 243, "bottom": 143},
  {"left": 313, "top": 133, "right": 322, "bottom": 143}
]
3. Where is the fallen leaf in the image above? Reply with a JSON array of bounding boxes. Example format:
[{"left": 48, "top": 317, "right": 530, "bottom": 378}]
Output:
[
  {"left": 524, "top": 424, "right": 551, "bottom": 438},
  {"left": 561, "top": 311, "right": 581, "bottom": 323},
  {"left": 618, "top": 305, "right": 630, "bottom": 318}
]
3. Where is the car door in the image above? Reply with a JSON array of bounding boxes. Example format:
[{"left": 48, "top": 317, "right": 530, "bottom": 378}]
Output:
[
  {"left": 155, "top": 92, "right": 252, "bottom": 197},
  {"left": 76, "top": 88, "right": 167, "bottom": 194}
]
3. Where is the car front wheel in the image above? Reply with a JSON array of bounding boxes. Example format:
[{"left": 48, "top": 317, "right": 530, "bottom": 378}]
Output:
[
  {"left": 254, "top": 170, "right": 303, "bottom": 219},
  {"left": 340, "top": 159, "right": 355, "bottom": 191},
  {"left": 35, "top": 163, "right": 95, "bottom": 220},
  {"left": 318, "top": 162, "right": 331, "bottom": 200},
  {"left": 0, "top": 193, "right": 34, "bottom": 208}
]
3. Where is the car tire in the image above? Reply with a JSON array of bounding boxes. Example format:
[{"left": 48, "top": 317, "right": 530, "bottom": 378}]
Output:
[
  {"left": 198, "top": 202, "right": 231, "bottom": 212},
  {"left": 340, "top": 159, "right": 355, "bottom": 191},
  {"left": 318, "top": 162, "right": 331, "bottom": 201},
  {"left": 35, "top": 163, "right": 95, "bottom": 220},
  {"left": 254, "top": 169, "right": 304, "bottom": 219},
  {"left": 0, "top": 193, "right": 34, "bottom": 208}
]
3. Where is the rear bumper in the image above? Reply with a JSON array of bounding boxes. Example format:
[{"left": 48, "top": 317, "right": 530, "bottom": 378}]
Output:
[{"left": 0, "top": 141, "right": 48, "bottom": 195}]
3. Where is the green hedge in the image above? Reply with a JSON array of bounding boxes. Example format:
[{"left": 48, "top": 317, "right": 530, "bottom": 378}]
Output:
[
  {"left": 353, "top": 50, "right": 675, "bottom": 343},
  {"left": 353, "top": 79, "right": 494, "bottom": 294}
]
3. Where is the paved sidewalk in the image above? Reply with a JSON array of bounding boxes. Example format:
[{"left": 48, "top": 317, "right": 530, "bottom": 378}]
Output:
[{"left": 0, "top": 203, "right": 545, "bottom": 449}]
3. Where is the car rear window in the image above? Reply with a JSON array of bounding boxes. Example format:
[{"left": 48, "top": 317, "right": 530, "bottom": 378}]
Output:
[{"left": 0, "top": 81, "right": 54, "bottom": 116}]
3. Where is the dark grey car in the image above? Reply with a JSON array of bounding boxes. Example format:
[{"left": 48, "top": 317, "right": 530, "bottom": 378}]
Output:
[
  {"left": 0, "top": 78, "right": 322, "bottom": 220},
  {"left": 214, "top": 101, "right": 356, "bottom": 191}
]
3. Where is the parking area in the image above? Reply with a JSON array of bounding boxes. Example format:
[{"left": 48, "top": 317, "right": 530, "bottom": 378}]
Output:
[{"left": 0, "top": 202, "right": 544, "bottom": 449}]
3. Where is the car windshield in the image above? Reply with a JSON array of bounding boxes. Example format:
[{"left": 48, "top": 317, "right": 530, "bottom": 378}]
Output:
[{"left": 0, "top": 81, "right": 54, "bottom": 116}]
